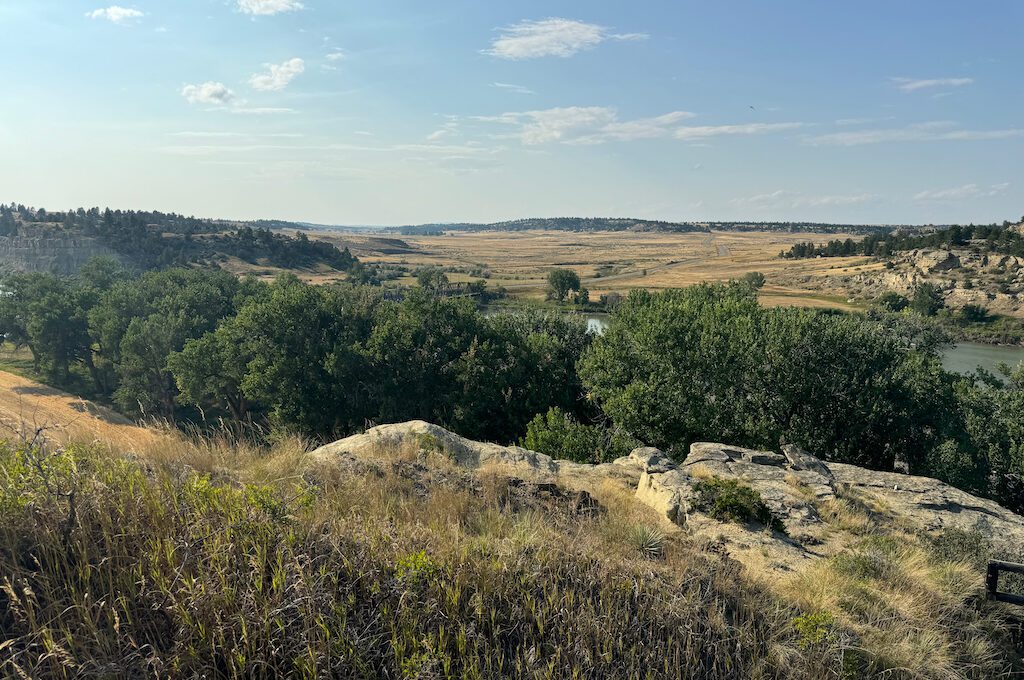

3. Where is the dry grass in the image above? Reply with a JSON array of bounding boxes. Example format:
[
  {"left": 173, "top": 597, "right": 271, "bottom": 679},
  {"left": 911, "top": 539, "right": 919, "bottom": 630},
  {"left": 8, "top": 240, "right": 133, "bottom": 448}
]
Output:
[
  {"left": 779, "top": 487, "right": 1021, "bottom": 678},
  {"left": 0, "top": 432, "right": 848, "bottom": 679},
  {"left": 0, "top": 428, "right": 1020, "bottom": 678},
  {"left": 0, "top": 368, "right": 162, "bottom": 452},
  {"left": 306, "top": 229, "right": 885, "bottom": 310}
]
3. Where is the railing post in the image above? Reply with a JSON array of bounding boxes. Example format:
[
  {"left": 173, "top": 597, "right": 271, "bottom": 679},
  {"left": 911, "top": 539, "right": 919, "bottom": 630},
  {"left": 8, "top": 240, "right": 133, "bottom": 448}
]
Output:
[{"left": 987, "top": 561, "right": 1024, "bottom": 606}]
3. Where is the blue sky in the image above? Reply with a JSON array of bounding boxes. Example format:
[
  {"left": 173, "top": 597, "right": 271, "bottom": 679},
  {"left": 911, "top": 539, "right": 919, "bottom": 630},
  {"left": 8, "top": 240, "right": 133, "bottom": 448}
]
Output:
[{"left": 1, "top": 1, "right": 1021, "bottom": 225}]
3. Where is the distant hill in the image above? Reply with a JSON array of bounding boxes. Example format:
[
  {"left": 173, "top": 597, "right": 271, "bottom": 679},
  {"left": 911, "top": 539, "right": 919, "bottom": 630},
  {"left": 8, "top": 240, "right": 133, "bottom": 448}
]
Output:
[{"left": 390, "top": 217, "right": 898, "bottom": 236}]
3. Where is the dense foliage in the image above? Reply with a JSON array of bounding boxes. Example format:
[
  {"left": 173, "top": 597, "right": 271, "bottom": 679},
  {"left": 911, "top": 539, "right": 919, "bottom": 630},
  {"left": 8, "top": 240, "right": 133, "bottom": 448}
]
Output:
[
  {"left": 0, "top": 262, "right": 589, "bottom": 443},
  {"left": 783, "top": 220, "right": 1024, "bottom": 259},
  {"left": 520, "top": 407, "right": 640, "bottom": 463},
  {"left": 577, "top": 283, "right": 1024, "bottom": 511}
]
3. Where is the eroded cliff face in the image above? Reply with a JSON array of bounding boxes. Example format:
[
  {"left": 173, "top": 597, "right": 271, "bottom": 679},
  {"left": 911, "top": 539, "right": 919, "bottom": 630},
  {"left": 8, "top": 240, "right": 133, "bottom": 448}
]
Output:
[{"left": 0, "top": 233, "right": 120, "bottom": 275}]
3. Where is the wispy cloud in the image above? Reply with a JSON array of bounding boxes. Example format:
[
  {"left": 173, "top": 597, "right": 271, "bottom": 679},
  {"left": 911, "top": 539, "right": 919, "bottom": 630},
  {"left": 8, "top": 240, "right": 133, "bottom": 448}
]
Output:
[
  {"left": 490, "top": 82, "right": 535, "bottom": 95},
  {"left": 732, "top": 190, "right": 876, "bottom": 209},
  {"left": 426, "top": 121, "right": 459, "bottom": 142},
  {"left": 86, "top": 6, "right": 143, "bottom": 23},
  {"left": 236, "top": 0, "right": 303, "bottom": 16},
  {"left": 673, "top": 122, "right": 804, "bottom": 141},
  {"left": 835, "top": 117, "right": 892, "bottom": 126},
  {"left": 912, "top": 183, "right": 1009, "bottom": 201},
  {"left": 181, "top": 82, "right": 236, "bottom": 106},
  {"left": 249, "top": 58, "right": 305, "bottom": 91},
  {"left": 484, "top": 18, "right": 646, "bottom": 60},
  {"left": 475, "top": 107, "right": 694, "bottom": 145},
  {"left": 806, "top": 121, "right": 1023, "bottom": 146},
  {"left": 891, "top": 77, "right": 973, "bottom": 92},
  {"left": 325, "top": 49, "right": 347, "bottom": 62}
]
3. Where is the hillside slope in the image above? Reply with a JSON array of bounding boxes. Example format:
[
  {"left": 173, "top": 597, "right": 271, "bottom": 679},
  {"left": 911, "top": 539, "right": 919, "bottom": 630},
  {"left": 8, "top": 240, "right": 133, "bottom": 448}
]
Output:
[
  {"left": 2, "top": 416, "right": 1022, "bottom": 678},
  {"left": 0, "top": 369, "right": 159, "bottom": 449}
]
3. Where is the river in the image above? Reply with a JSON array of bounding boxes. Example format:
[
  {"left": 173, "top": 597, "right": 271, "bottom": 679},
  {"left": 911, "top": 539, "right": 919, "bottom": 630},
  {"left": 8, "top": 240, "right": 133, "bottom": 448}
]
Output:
[{"left": 579, "top": 313, "right": 1024, "bottom": 376}]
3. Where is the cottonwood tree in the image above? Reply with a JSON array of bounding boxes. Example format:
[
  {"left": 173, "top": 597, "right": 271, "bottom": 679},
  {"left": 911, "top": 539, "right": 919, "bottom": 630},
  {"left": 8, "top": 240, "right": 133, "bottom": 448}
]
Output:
[{"left": 547, "top": 269, "right": 580, "bottom": 301}]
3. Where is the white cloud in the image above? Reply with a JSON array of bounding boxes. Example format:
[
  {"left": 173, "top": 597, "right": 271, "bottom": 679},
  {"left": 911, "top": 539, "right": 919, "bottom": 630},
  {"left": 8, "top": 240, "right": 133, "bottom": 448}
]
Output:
[
  {"left": 477, "top": 107, "right": 695, "bottom": 145},
  {"left": 427, "top": 121, "right": 459, "bottom": 142},
  {"left": 484, "top": 18, "right": 646, "bottom": 59},
  {"left": 236, "top": 0, "right": 303, "bottom": 16},
  {"left": 806, "top": 122, "right": 1023, "bottom": 146},
  {"left": 181, "top": 82, "right": 236, "bottom": 106},
  {"left": 912, "top": 183, "right": 1010, "bottom": 201},
  {"left": 673, "top": 122, "right": 804, "bottom": 141},
  {"left": 249, "top": 58, "right": 305, "bottom": 91},
  {"left": 891, "top": 77, "right": 973, "bottom": 92},
  {"left": 325, "top": 49, "right": 347, "bottom": 62},
  {"left": 86, "top": 6, "right": 143, "bottom": 23},
  {"left": 491, "top": 82, "right": 535, "bottom": 95}
]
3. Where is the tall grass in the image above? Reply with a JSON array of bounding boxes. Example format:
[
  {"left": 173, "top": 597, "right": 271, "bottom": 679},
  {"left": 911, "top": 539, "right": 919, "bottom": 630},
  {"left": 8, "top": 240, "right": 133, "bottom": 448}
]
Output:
[{"left": 0, "top": 434, "right": 1019, "bottom": 678}]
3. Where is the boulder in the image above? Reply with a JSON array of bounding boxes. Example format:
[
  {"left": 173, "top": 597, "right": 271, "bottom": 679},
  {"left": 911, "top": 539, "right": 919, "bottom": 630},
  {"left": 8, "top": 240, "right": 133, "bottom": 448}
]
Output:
[
  {"left": 781, "top": 444, "right": 834, "bottom": 481},
  {"left": 310, "top": 420, "right": 561, "bottom": 475},
  {"left": 628, "top": 446, "right": 677, "bottom": 473},
  {"left": 915, "top": 250, "right": 961, "bottom": 274}
]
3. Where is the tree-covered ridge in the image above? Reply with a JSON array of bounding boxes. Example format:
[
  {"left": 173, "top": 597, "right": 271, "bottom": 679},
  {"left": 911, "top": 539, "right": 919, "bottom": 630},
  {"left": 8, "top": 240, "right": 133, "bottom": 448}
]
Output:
[
  {"left": 395, "top": 217, "right": 896, "bottom": 236},
  {"left": 0, "top": 203, "right": 366, "bottom": 275},
  {"left": 782, "top": 220, "right": 1024, "bottom": 259}
]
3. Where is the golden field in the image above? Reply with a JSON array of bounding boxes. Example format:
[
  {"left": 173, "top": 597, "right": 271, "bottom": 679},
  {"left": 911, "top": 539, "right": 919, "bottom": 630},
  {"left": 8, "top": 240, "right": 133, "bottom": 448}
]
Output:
[{"left": 300, "top": 229, "right": 886, "bottom": 311}]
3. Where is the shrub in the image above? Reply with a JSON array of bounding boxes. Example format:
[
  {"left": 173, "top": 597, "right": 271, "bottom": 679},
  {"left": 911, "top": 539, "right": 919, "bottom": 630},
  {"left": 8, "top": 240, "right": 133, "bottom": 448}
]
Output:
[
  {"left": 792, "top": 611, "right": 836, "bottom": 648},
  {"left": 579, "top": 284, "right": 955, "bottom": 472},
  {"left": 691, "top": 477, "right": 786, "bottom": 533},
  {"left": 520, "top": 407, "right": 641, "bottom": 464},
  {"left": 875, "top": 291, "right": 909, "bottom": 313},
  {"left": 911, "top": 283, "right": 945, "bottom": 316},
  {"left": 628, "top": 525, "right": 665, "bottom": 559},
  {"left": 959, "top": 304, "right": 990, "bottom": 323}
]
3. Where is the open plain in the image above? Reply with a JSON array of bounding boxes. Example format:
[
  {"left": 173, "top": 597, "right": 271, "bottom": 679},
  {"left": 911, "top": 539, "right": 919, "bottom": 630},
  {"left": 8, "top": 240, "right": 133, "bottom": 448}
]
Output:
[{"left": 302, "top": 229, "right": 886, "bottom": 310}]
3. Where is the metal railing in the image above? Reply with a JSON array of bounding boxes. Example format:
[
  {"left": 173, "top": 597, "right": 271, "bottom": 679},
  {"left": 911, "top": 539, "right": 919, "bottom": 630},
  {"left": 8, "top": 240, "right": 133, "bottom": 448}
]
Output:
[{"left": 987, "top": 561, "right": 1024, "bottom": 606}]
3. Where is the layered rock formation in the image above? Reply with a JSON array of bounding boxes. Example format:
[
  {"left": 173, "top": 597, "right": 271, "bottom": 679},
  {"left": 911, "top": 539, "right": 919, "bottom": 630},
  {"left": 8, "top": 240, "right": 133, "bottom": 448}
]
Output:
[
  {"left": 0, "top": 234, "right": 119, "bottom": 275},
  {"left": 311, "top": 421, "right": 1024, "bottom": 575}
]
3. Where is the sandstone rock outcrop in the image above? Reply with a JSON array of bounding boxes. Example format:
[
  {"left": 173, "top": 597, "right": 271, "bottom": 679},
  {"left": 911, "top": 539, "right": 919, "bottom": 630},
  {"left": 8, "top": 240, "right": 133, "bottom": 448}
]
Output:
[
  {"left": 0, "top": 234, "right": 120, "bottom": 275},
  {"left": 310, "top": 421, "right": 1024, "bottom": 574},
  {"left": 914, "top": 250, "right": 960, "bottom": 274}
]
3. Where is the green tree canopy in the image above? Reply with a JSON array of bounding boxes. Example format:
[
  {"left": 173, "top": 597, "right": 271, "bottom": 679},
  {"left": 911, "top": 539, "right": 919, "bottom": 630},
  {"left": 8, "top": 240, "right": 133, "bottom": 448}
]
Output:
[
  {"left": 547, "top": 269, "right": 581, "bottom": 301},
  {"left": 578, "top": 283, "right": 956, "bottom": 471}
]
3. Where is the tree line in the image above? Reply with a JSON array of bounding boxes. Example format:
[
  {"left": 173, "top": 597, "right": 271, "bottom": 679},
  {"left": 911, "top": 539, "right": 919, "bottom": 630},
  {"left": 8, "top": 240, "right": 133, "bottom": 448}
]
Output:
[
  {"left": 0, "top": 259, "right": 589, "bottom": 444},
  {"left": 782, "top": 220, "right": 1024, "bottom": 259},
  {"left": 1, "top": 261, "right": 1021, "bottom": 512},
  {"left": 0, "top": 204, "right": 368, "bottom": 276}
]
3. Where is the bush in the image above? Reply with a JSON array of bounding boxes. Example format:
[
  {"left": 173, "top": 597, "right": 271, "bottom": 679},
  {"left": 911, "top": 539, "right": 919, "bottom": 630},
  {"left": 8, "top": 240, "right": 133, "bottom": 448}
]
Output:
[
  {"left": 911, "top": 283, "right": 945, "bottom": 317},
  {"left": 959, "top": 304, "right": 990, "bottom": 323},
  {"left": 691, "top": 477, "right": 786, "bottom": 533},
  {"left": 875, "top": 291, "right": 909, "bottom": 313},
  {"left": 579, "top": 283, "right": 956, "bottom": 472},
  {"left": 792, "top": 611, "right": 836, "bottom": 648},
  {"left": 520, "top": 407, "right": 641, "bottom": 464}
]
